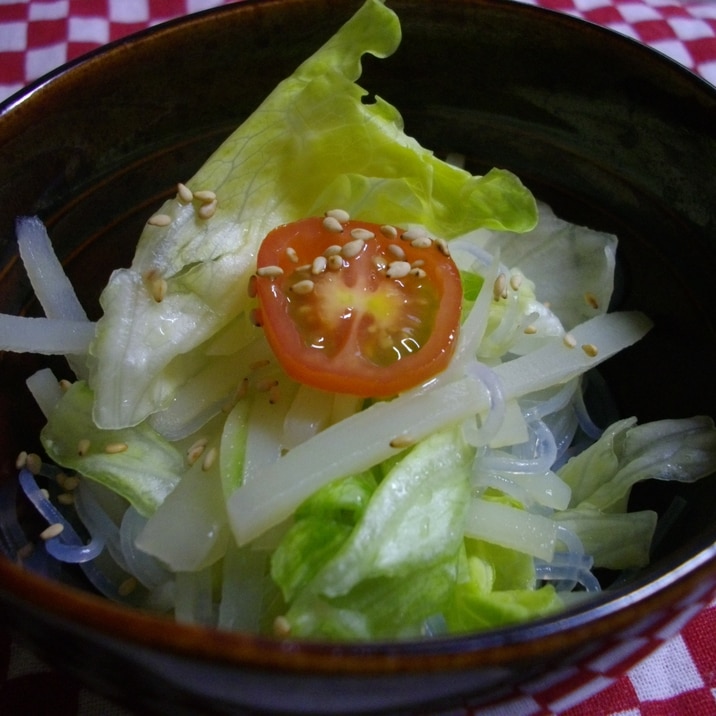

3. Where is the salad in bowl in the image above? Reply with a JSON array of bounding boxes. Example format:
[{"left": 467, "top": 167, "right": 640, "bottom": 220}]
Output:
[{"left": 3, "top": 0, "right": 716, "bottom": 643}]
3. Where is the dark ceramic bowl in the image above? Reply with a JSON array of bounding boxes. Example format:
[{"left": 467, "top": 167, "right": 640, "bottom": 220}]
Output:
[{"left": 1, "top": 0, "right": 716, "bottom": 714}]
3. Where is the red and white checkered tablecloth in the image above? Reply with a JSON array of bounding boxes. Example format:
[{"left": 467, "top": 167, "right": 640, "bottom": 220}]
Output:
[{"left": 1, "top": 1, "right": 716, "bottom": 715}]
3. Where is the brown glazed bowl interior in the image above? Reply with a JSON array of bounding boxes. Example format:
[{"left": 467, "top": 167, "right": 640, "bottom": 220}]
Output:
[{"left": 1, "top": 1, "right": 716, "bottom": 714}]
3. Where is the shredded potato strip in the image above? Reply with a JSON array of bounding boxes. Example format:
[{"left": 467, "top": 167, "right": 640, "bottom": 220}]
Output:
[{"left": 0, "top": 314, "right": 95, "bottom": 355}]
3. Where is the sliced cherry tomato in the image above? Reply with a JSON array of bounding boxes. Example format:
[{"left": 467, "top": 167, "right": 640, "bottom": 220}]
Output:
[{"left": 253, "top": 214, "right": 462, "bottom": 397}]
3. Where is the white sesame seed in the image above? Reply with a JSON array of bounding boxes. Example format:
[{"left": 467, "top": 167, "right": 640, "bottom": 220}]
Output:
[
  {"left": 582, "top": 343, "right": 599, "bottom": 357},
  {"left": 285, "top": 247, "right": 299, "bottom": 263},
  {"left": 198, "top": 199, "right": 217, "bottom": 219},
  {"left": 189, "top": 437, "right": 208, "bottom": 452},
  {"left": 105, "top": 442, "right": 129, "bottom": 454},
  {"left": 411, "top": 259, "right": 425, "bottom": 267},
  {"left": 435, "top": 238, "right": 451, "bottom": 256},
  {"left": 311, "top": 256, "right": 327, "bottom": 274},
  {"left": 77, "top": 439, "right": 91, "bottom": 457},
  {"left": 150, "top": 277, "right": 167, "bottom": 303},
  {"left": 40, "top": 523, "right": 64, "bottom": 540},
  {"left": 273, "top": 615, "right": 291, "bottom": 637},
  {"left": 401, "top": 227, "right": 428, "bottom": 242},
  {"left": 177, "top": 183, "right": 194, "bottom": 203},
  {"left": 40, "top": 488, "right": 50, "bottom": 500},
  {"left": 350, "top": 228, "right": 375, "bottom": 241},
  {"left": 250, "top": 359, "right": 271, "bottom": 371},
  {"left": 493, "top": 274, "right": 507, "bottom": 301},
  {"left": 63, "top": 475, "right": 80, "bottom": 491},
  {"left": 380, "top": 224, "right": 398, "bottom": 239},
  {"left": 15, "top": 451, "right": 27, "bottom": 470},
  {"left": 148, "top": 213, "right": 172, "bottom": 227},
  {"left": 563, "top": 333, "right": 577, "bottom": 349},
  {"left": 202, "top": 446, "right": 217, "bottom": 472},
  {"left": 386, "top": 261, "right": 412, "bottom": 279},
  {"left": 327, "top": 254, "right": 344, "bottom": 270},
  {"left": 388, "top": 244, "right": 406, "bottom": 260},
  {"left": 194, "top": 190, "right": 217, "bottom": 203},
  {"left": 187, "top": 438, "right": 208, "bottom": 466},
  {"left": 323, "top": 245, "right": 342, "bottom": 257},
  {"left": 291, "top": 279, "right": 315, "bottom": 295},
  {"left": 510, "top": 272, "right": 524, "bottom": 291},
  {"left": 372, "top": 255, "right": 387, "bottom": 270},
  {"left": 256, "top": 265, "right": 284, "bottom": 278},
  {"left": 411, "top": 236, "right": 433, "bottom": 249},
  {"left": 118, "top": 577, "right": 138, "bottom": 597},
  {"left": 187, "top": 441, "right": 206, "bottom": 466},
  {"left": 410, "top": 268, "right": 427, "bottom": 278},
  {"left": 59, "top": 379, "right": 73, "bottom": 392},
  {"left": 25, "top": 453, "right": 42, "bottom": 474},
  {"left": 325, "top": 208, "right": 350, "bottom": 223},
  {"left": 341, "top": 238, "right": 365, "bottom": 258},
  {"left": 295, "top": 264, "right": 311, "bottom": 272},
  {"left": 322, "top": 216, "right": 344, "bottom": 233},
  {"left": 390, "top": 434, "right": 415, "bottom": 449},
  {"left": 523, "top": 325, "right": 538, "bottom": 335}
]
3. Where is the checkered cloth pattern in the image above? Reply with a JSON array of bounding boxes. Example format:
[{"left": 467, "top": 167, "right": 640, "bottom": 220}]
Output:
[
  {"left": 0, "top": 0, "right": 716, "bottom": 102},
  {"left": 524, "top": 0, "right": 716, "bottom": 86},
  {"left": 469, "top": 590, "right": 716, "bottom": 716},
  {"left": 1, "top": 1, "right": 716, "bottom": 715},
  {"left": 0, "top": 0, "right": 242, "bottom": 102}
]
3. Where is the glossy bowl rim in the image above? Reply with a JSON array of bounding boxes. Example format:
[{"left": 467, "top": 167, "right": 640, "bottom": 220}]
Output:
[
  {"left": 1, "top": 534, "right": 714, "bottom": 672},
  {"left": 0, "top": 0, "right": 715, "bottom": 674}
]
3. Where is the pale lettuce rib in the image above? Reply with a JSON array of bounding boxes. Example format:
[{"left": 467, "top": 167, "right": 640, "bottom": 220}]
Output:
[{"left": 40, "top": 382, "right": 184, "bottom": 516}]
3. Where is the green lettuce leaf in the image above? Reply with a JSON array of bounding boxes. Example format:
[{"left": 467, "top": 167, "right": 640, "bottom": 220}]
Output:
[
  {"left": 309, "top": 427, "right": 473, "bottom": 598},
  {"left": 558, "top": 417, "right": 636, "bottom": 510},
  {"left": 40, "top": 381, "right": 184, "bottom": 516},
  {"left": 464, "top": 538, "right": 537, "bottom": 591},
  {"left": 448, "top": 573, "right": 562, "bottom": 633},
  {"left": 270, "top": 426, "right": 474, "bottom": 639},
  {"left": 88, "top": 0, "right": 537, "bottom": 429},
  {"left": 444, "top": 539, "right": 562, "bottom": 633},
  {"left": 559, "top": 415, "right": 716, "bottom": 511},
  {"left": 471, "top": 202, "right": 617, "bottom": 331},
  {"left": 284, "top": 554, "right": 463, "bottom": 640},
  {"left": 552, "top": 415, "right": 716, "bottom": 570},
  {"left": 271, "top": 473, "right": 377, "bottom": 602}
]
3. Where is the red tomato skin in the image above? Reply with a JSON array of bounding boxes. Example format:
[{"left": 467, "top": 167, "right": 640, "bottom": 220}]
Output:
[{"left": 254, "top": 216, "right": 462, "bottom": 397}]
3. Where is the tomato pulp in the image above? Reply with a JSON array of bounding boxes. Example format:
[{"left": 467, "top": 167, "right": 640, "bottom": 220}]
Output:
[{"left": 253, "top": 214, "right": 462, "bottom": 397}]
